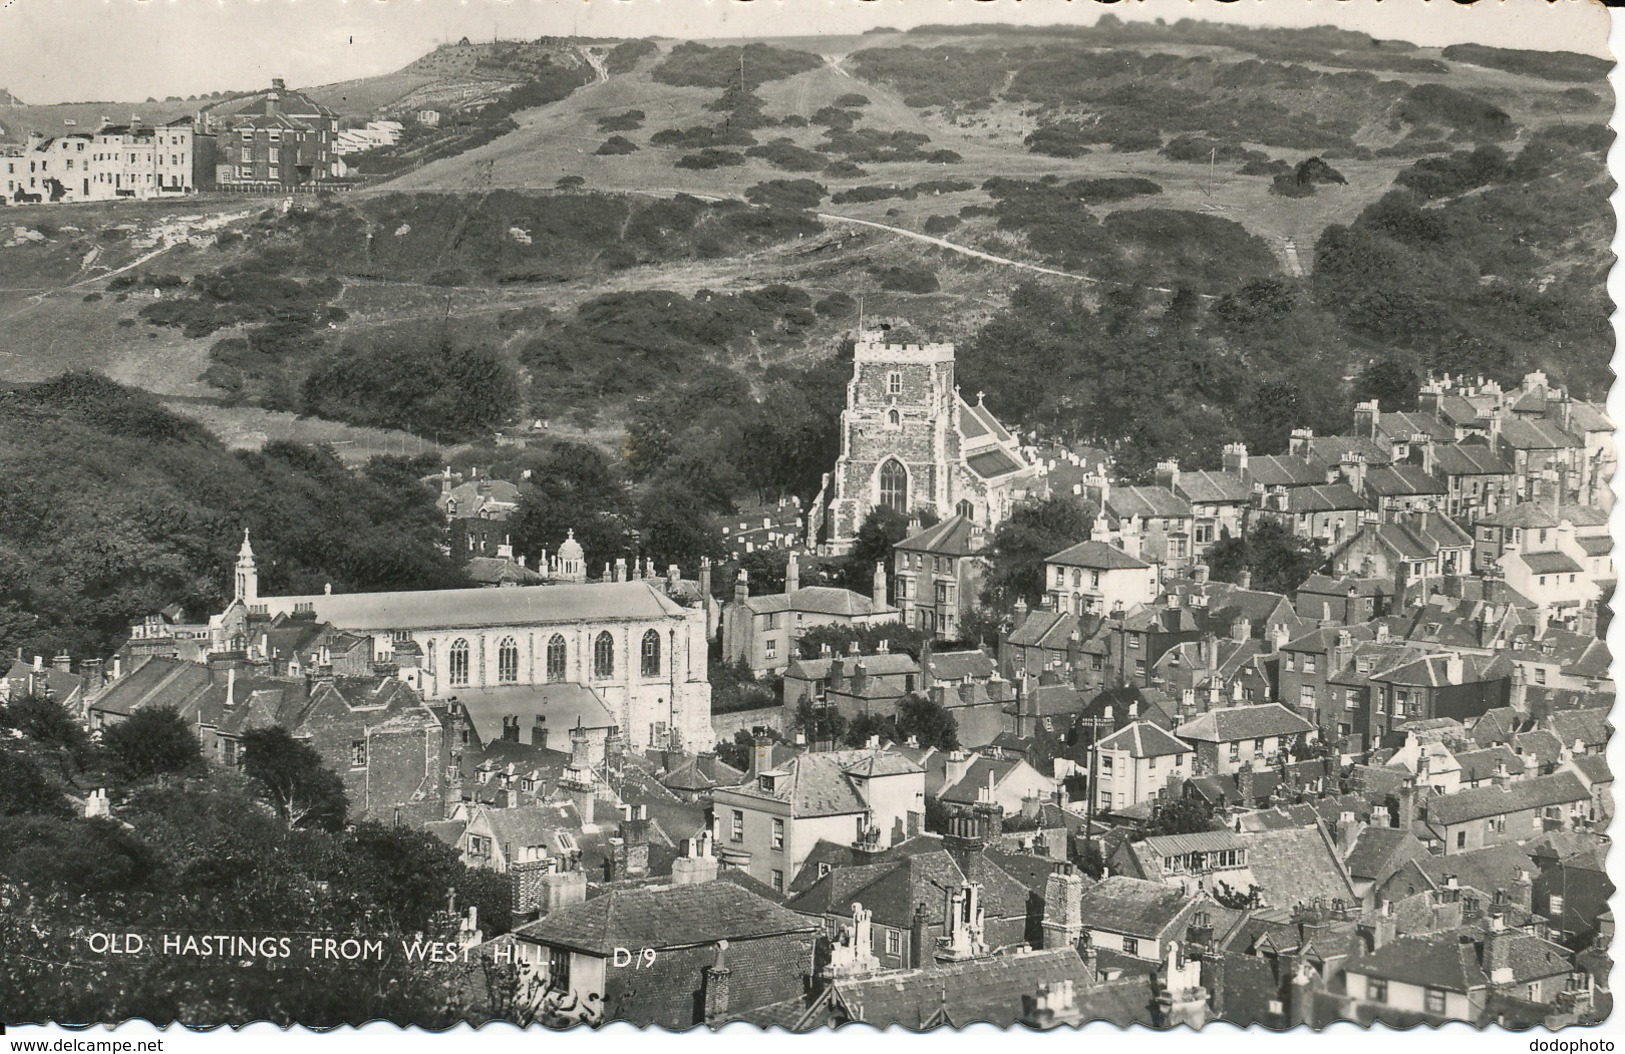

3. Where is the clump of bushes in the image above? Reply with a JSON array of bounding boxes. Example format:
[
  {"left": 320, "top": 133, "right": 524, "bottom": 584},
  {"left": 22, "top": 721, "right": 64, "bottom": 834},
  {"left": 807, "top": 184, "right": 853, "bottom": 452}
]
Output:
[{"left": 596, "top": 135, "right": 639, "bottom": 155}]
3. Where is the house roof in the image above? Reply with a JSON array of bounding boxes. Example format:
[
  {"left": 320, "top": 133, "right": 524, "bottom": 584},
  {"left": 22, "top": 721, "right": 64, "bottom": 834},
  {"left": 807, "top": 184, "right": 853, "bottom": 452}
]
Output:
[
  {"left": 828, "top": 947, "right": 1106, "bottom": 1030},
  {"left": 1498, "top": 418, "right": 1580, "bottom": 450},
  {"left": 1546, "top": 708, "right": 1610, "bottom": 748},
  {"left": 1348, "top": 934, "right": 1488, "bottom": 993},
  {"left": 1477, "top": 503, "right": 1608, "bottom": 529},
  {"left": 88, "top": 656, "right": 213, "bottom": 717},
  {"left": 1279, "top": 483, "right": 1365, "bottom": 513},
  {"left": 1453, "top": 746, "right": 1526, "bottom": 784},
  {"left": 1481, "top": 929, "right": 1576, "bottom": 984},
  {"left": 1094, "top": 721, "right": 1191, "bottom": 758},
  {"left": 465, "top": 557, "right": 545, "bottom": 586},
  {"left": 784, "top": 653, "right": 919, "bottom": 680},
  {"left": 1246, "top": 455, "right": 1326, "bottom": 488},
  {"left": 925, "top": 649, "right": 996, "bottom": 682},
  {"left": 1376, "top": 410, "right": 1456, "bottom": 443},
  {"left": 1175, "top": 470, "right": 1251, "bottom": 504},
  {"left": 1518, "top": 551, "right": 1584, "bottom": 575},
  {"left": 1007, "top": 609, "right": 1072, "bottom": 648},
  {"left": 1432, "top": 442, "right": 1513, "bottom": 477},
  {"left": 744, "top": 585, "right": 896, "bottom": 618},
  {"left": 1344, "top": 826, "right": 1426, "bottom": 882},
  {"left": 896, "top": 514, "right": 984, "bottom": 557},
  {"left": 719, "top": 748, "right": 921, "bottom": 817},
  {"left": 1241, "top": 824, "right": 1360, "bottom": 909},
  {"left": 456, "top": 683, "right": 615, "bottom": 745},
  {"left": 1176, "top": 703, "right": 1314, "bottom": 743},
  {"left": 2, "top": 662, "right": 84, "bottom": 702},
  {"left": 1106, "top": 486, "right": 1191, "bottom": 519},
  {"left": 515, "top": 880, "right": 817, "bottom": 955},
  {"left": 1363, "top": 464, "right": 1447, "bottom": 497},
  {"left": 259, "top": 580, "right": 687, "bottom": 632},
  {"left": 1046, "top": 541, "right": 1150, "bottom": 570},
  {"left": 1304, "top": 435, "right": 1393, "bottom": 467},
  {"left": 1077, "top": 876, "right": 1202, "bottom": 940},
  {"left": 1424, "top": 772, "right": 1590, "bottom": 826},
  {"left": 1570, "top": 754, "right": 1612, "bottom": 785}
]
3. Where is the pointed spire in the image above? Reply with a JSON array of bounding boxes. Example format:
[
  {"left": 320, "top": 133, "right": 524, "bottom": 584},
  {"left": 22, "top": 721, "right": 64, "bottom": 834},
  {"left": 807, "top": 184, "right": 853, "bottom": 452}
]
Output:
[{"left": 239, "top": 527, "right": 254, "bottom": 560}]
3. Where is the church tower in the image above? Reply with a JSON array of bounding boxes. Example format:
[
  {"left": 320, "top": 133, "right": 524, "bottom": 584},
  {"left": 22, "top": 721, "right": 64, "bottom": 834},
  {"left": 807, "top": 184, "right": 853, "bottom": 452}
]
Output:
[
  {"left": 821, "top": 334, "right": 962, "bottom": 553},
  {"left": 234, "top": 529, "right": 258, "bottom": 603}
]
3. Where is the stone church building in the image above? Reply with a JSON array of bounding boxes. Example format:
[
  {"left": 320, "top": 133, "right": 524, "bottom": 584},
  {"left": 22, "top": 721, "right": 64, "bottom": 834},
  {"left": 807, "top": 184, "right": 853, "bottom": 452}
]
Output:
[
  {"left": 210, "top": 532, "right": 714, "bottom": 753},
  {"left": 811, "top": 334, "right": 1035, "bottom": 553}
]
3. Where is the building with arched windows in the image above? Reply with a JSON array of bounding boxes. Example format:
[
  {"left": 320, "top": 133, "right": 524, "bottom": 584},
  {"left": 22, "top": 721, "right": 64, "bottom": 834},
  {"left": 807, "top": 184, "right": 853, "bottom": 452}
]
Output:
[
  {"left": 212, "top": 534, "right": 714, "bottom": 755},
  {"left": 811, "top": 333, "right": 1036, "bottom": 554}
]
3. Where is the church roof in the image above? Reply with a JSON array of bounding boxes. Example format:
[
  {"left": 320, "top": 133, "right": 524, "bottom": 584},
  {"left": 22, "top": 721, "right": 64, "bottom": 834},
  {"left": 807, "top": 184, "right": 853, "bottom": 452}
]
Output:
[
  {"left": 455, "top": 683, "right": 617, "bottom": 745},
  {"left": 258, "top": 580, "right": 688, "bottom": 632},
  {"left": 896, "top": 515, "right": 984, "bottom": 557},
  {"left": 966, "top": 448, "right": 1025, "bottom": 480},
  {"left": 957, "top": 395, "right": 1014, "bottom": 445}
]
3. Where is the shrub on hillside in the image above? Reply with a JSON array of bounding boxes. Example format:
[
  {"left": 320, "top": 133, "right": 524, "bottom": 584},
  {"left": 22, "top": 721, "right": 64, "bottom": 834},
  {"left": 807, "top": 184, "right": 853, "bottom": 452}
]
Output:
[
  {"left": 744, "top": 140, "right": 827, "bottom": 171},
  {"left": 834, "top": 93, "right": 872, "bottom": 108},
  {"left": 870, "top": 264, "right": 939, "bottom": 294},
  {"left": 651, "top": 41, "right": 822, "bottom": 89},
  {"left": 596, "top": 135, "right": 639, "bottom": 155},
  {"left": 923, "top": 214, "right": 961, "bottom": 235},
  {"left": 650, "top": 124, "right": 756, "bottom": 149},
  {"left": 596, "top": 109, "right": 646, "bottom": 132},
  {"left": 605, "top": 40, "right": 658, "bottom": 74},
  {"left": 675, "top": 148, "right": 747, "bottom": 170},
  {"left": 745, "top": 179, "right": 826, "bottom": 210}
]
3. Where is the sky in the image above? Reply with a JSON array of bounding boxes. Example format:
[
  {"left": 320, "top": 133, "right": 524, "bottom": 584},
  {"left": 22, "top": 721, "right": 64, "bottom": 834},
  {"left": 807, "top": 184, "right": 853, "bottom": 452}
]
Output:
[{"left": 0, "top": 0, "right": 1612, "bottom": 106}]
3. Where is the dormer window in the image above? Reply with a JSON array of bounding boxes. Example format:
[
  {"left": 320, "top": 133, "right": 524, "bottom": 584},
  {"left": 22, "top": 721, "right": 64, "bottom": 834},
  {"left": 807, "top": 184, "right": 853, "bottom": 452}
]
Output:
[{"left": 759, "top": 773, "right": 776, "bottom": 794}]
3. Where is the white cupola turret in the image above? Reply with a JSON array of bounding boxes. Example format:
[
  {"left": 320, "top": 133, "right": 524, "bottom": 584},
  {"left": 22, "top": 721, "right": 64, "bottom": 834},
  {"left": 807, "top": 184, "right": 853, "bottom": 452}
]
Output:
[{"left": 234, "top": 529, "right": 258, "bottom": 603}]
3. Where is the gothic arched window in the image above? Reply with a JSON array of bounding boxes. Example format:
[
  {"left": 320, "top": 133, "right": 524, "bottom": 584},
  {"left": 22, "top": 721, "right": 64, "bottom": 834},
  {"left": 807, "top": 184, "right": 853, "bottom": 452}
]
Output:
[
  {"left": 448, "top": 639, "right": 470, "bottom": 687},
  {"left": 879, "top": 459, "right": 908, "bottom": 514},
  {"left": 955, "top": 499, "right": 975, "bottom": 521},
  {"left": 594, "top": 631, "right": 615, "bottom": 678},
  {"left": 497, "top": 636, "right": 519, "bottom": 683},
  {"left": 641, "top": 629, "right": 662, "bottom": 677},
  {"left": 546, "top": 634, "right": 567, "bottom": 682}
]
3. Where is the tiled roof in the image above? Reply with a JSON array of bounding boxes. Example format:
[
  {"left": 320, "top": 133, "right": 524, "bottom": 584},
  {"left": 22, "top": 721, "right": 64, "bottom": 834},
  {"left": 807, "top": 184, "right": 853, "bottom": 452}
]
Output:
[
  {"left": 895, "top": 514, "right": 984, "bottom": 557},
  {"left": 1095, "top": 721, "right": 1191, "bottom": 758},
  {"left": 940, "top": 756, "right": 1019, "bottom": 804},
  {"left": 1546, "top": 708, "right": 1609, "bottom": 748},
  {"left": 465, "top": 557, "right": 545, "bottom": 586},
  {"left": 515, "top": 880, "right": 818, "bottom": 955},
  {"left": 1349, "top": 934, "right": 1488, "bottom": 993},
  {"left": 958, "top": 397, "right": 1016, "bottom": 446},
  {"left": 1241, "top": 824, "right": 1360, "bottom": 909},
  {"left": 1176, "top": 703, "right": 1314, "bottom": 743},
  {"left": 1452, "top": 746, "right": 1526, "bottom": 783},
  {"left": 1344, "top": 827, "right": 1426, "bottom": 882},
  {"left": 829, "top": 948, "right": 1101, "bottom": 1029},
  {"left": 1304, "top": 435, "right": 1393, "bottom": 467},
  {"left": 1513, "top": 728, "right": 1564, "bottom": 766},
  {"left": 1567, "top": 401, "right": 1613, "bottom": 432},
  {"left": 1106, "top": 485, "right": 1192, "bottom": 519},
  {"left": 1570, "top": 754, "right": 1612, "bottom": 785},
  {"left": 1481, "top": 929, "right": 1575, "bottom": 983},
  {"left": 89, "top": 656, "right": 213, "bottom": 717},
  {"left": 721, "top": 748, "right": 922, "bottom": 817},
  {"left": 1, "top": 662, "right": 84, "bottom": 701},
  {"left": 1376, "top": 410, "right": 1456, "bottom": 443},
  {"left": 1007, "top": 609, "right": 1070, "bottom": 648},
  {"left": 1046, "top": 541, "right": 1149, "bottom": 570},
  {"left": 1424, "top": 771, "right": 1589, "bottom": 825},
  {"left": 1077, "top": 876, "right": 1201, "bottom": 940},
  {"left": 260, "top": 580, "right": 688, "bottom": 632}
]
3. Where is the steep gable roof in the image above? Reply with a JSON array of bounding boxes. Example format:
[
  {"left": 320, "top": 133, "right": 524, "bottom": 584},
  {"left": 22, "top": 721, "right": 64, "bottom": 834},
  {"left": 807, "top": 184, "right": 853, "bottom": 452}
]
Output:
[
  {"left": 1078, "top": 876, "right": 1202, "bottom": 940},
  {"left": 516, "top": 880, "right": 817, "bottom": 955},
  {"left": 1095, "top": 721, "right": 1191, "bottom": 758},
  {"left": 1176, "top": 703, "right": 1314, "bottom": 743},
  {"left": 1046, "top": 541, "right": 1150, "bottom": 570},
  {"left": 1423, "top": 772, "right": 1589, "bottom": 826},
  {"left": 896, "top": 514, "right": 984, "bottom": 558}
]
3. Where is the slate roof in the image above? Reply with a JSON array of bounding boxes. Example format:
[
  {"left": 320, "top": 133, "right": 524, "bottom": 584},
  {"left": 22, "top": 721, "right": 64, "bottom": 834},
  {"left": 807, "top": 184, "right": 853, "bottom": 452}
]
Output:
[
  {"left": 1006, "top": 609, "right": 1073, "bottom": 648},
  {"left": 1279, "top": 483, "right": 1365, "bottom": 513},
  {"left": 1046, "top": 541, "right": 1150, "bottom": 570},
  {"left": 1546, "top": 709, "right": 1609, "bottom": 748},
  {"left": 1519, "top": 551, "right": 1583, "bottom": 575},
  {"left": 1567, "top": 401, "right": 1613, "bottom": 432},
  {"left": 1453, "top": 746, "right": 1526, "bottom": 783},
  {"left": 2, "top": 662, "right": 84, "bottom": 702},
  {"left": 1570, "top": 754, "right": 1612, "bottom": 785},
  {"left": 785, "top": 847, "right": 1030, "bottom": 928},
  {"left": 1364, "top": 464, "right": 1447, "bottom": 497},
  {"left": 1304, "top": 434, "right": 1394, "bottom": 467},
  {"left": 925, "top": 649, "right": 997, "bottom": 681},
  {"left": 465, "top": 557, "right": 545, "bottom": 586},
  {"left": 895, "top": 514, "right": 985, "bottom": 558},
  {"left": 1432, "top": 442, "right": 1513, "bottom": 477},
  {"left": 958, "top": 397, "right": 1015, "bottom": 444},
  {"left": 515, "top": 880, "right": 818, "bottom": 955},
  {"left": 88, "top": 656, "right": 212, "bottom": 717},
  {"left": 785, "top": 653, "right": 919, "bottom": 680},
  {"left": 828, "top": 948, "right": 1103, "bottom": 1029},
  {"left": 1477, "top": 503, "right": 1608, "bottom": 529},
  {"left": 1376, "top": 410, "right": 1456, "bottom": 443},
  {"left": 744, "top": 585, "right": 896, "bottom": 618},
  {"left": 939, "top": 755, "right": 1021, "bottom": 804},
  {"left": 1094, "top": 721, "right": 1191, "bottom": 758},
  {"left": 1423, "top": 772, "right": 1589, "bottom": 825},
  {"left": 967, "top": 448, "right": 1025, "bottom": 480},
  {"left": 1348, "top": 934, "right": 1489, "bottom": 993},
  {"left": 456, "top": 683, "right": 616, "bottom": 746},
  {"left": 1176, "top": 703, "right": 1314, "bottom": 743},
  {"left": 1245, "top": 455, "right": 1326, "bottom": 488},
  {"left": 1106, "top": 485, "right": 1192, "bottom": 519},
  {"left": 1077, "top": 876, "right": 1200, "bottom": 940},
  {"left": 659, "top": 752, "right": 747, "bottom": 794},
  {"left": 1481, "top": 929, "right": 1575, "bottom": 983},
  {"left": 259, "top": 580, "right": 688, "bottom": 632},
  {"left": 1175, "top": 470, "right": 1251, "bottom": 504},
  {"left": 1498, "top": 418, "right": 1580, "bottom": 450}
]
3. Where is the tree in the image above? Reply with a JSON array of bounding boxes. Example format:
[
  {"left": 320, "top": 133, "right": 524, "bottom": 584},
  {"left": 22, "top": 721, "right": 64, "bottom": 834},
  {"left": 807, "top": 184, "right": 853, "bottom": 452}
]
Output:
[
  {"left": 240, "top": 726, "right": 349, "bottom": 831},
  {"left": 717, "top": 726, "right": 785, "bottom": 772},
  {"left": 100, "top": 706, "right": 202, "bottom": 782},
  {"left": 1143, "top": 797, "right": 1217, "bottom": 836},
  {"left": 0, "top": 749, "right": 71, "bottom": 818},
  {"left": 982, "top": 498, "right": 1095, "bottom": 611},
  {"left": 843, "top": 712, "right": 896, "bottom": 748},
  {"left": 795, "top": 621, "right": 929, "bottom": 660},
  {"left": 1355, "top": 352, "right": 1422, "bottom": 411},
  {"left": 1203, "top": 519, "right": 1326, "bottom": 596},
  {"left": 1, "top": 690, "right": 89, "bottom": 765},
  {"left": 842, "top": 506, "right": 912, "bottom": 596},
  {"left": 894, "top": 692, "right": 960, "bottom": 751},
  {"left": 792, "top": 700, "right": 847, "bottom": 750}
]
